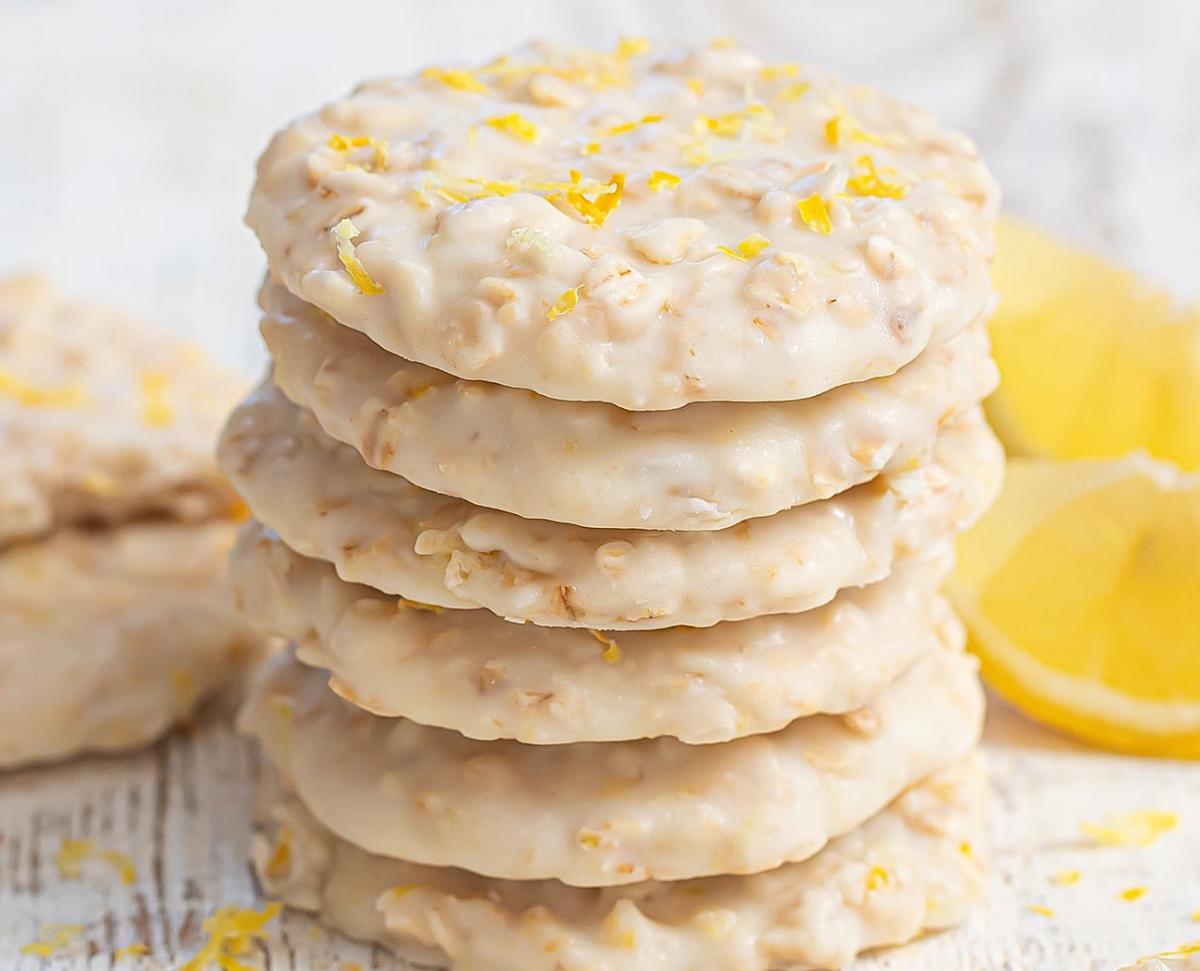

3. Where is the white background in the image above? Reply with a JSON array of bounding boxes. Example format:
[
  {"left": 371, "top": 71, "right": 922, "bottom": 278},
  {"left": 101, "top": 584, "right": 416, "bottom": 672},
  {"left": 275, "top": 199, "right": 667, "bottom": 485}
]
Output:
[{"left": 1, "top": 0, "right": 1198, "bottom": 372}]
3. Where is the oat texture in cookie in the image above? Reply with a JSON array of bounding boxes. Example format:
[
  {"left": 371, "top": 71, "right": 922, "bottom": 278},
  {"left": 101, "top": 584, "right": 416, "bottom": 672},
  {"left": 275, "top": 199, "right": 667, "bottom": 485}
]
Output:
[
  {"left": 247, "top": 39, "right": 997, "bottom": 409},
  {"left": 240, "top": 646, "right": 983, "bottom": 886},
  {"left": 0, "top": 275, "right": 247, "bottom": 545},
  {"left": 219, "top": 387, "right": 1003, "bottom": 629},
  {"left": 263, "top": 282, "right": 997, "bottom": 529}
]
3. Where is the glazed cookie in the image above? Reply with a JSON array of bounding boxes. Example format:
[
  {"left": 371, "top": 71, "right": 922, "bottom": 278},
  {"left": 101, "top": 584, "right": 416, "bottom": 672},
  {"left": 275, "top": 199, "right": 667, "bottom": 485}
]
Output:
[
  {"left": 247, "top": 39, "right": 997, "bottom": 409},
  {"left": 232, "top": 522, "right": 959, "bottom": 744},
  {"left": 240, "top": 647, "right": 983, "bottom": 886},
  {"left": 262, "top": 284, "right": 997, "bottom": 529},
  {"left": 0, "top": 275, "right": 247, "bottom": 546},
  {"left": 254, "top": 754, "right": 988, "bottom": 971},
  {"left": 0, "top": 520, "right": 256, "bottom": 768},
  {"left": 218, "top": 387, "right": 1003, "bottom": 629}
]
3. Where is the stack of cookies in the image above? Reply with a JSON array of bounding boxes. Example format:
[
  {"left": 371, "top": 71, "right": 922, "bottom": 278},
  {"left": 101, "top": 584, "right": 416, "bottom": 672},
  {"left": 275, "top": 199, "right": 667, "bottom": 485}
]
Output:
[
  {"left": 0, "top": 275, "right": 257, "bottom": 769},
  {"left": 224, "top": 38, "right": 1002, "bottom": 970}
]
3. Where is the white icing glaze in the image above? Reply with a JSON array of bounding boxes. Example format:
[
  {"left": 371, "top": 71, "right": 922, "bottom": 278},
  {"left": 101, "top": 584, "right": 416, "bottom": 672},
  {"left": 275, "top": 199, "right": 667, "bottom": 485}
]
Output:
[
  {"left": 262, "top": 283, "right": 997, "bottom": 529},
  {"left": 218, "top": 387, "right": 1002, "bottom": 629},
  {"left": 232, "top": 523, "right": 959, "bottom": 744},
  {"left": 239, "top": 647, "right": 983, "bottom": 886},
  {"left": 254, "top": 754, "right": 988, "bottom": 971},
  {"left": 247, "top": 40, "right": 997, "bottom": 409}
]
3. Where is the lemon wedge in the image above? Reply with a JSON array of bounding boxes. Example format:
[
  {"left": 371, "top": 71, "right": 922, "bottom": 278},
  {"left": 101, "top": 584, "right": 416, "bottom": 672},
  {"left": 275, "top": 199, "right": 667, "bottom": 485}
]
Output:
[
  {"left": 988, "top": 218, "right": 1200, "bottom": 470},
  {"left": 949, "top": 454, "right": 1200, "bottom": 757}
]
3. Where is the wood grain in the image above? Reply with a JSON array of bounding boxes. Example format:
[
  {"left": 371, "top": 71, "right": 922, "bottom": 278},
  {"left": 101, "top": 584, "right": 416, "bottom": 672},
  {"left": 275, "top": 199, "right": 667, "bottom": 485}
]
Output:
[{"left": 1, "top": 697, "right": 1197, "bottom": 971}]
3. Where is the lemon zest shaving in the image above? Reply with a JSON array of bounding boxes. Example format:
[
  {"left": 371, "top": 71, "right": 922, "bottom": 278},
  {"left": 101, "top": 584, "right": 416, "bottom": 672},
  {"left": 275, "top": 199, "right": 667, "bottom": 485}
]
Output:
[
  {"left": 383, "top": 883, "right": 421, "bottom": 901},
  {"left": 685, "top": 77, "right": 705, "bottom": 95},
  {"left": 797, "top": 193, "right": 833, "bottom": 234},
  {"left": 485, "top": 113, "right": 539, "bottom": 143},
  {"left": 138, "top": 371, "right": 174, "bottom": 427},
  {"left": 547, "top": 287, "right": 580, "bottom": 321},
  {"left": 397, "top": 598, "right": 445, "bottom": 614},
  {"left": 1120, "top": 886, "right": 1148, "bottom": 901},
  {"left": 327, "top": 134, "right": 388, "bottom": 172},
  {"left": 577, "top": 829, "right": 602, "bottom": 849},
  {"left": 761, "top": 62, "right": 800, "bottom": 80},
  {"left": 718, "top": 233, "right": 771, "bottom": 261},
  {"left": 264, "top": 826, "right": 292, "bottom": 880},
  {"left": 649, "top": 170, "right": 682, "bottom": 192},
  {"left": 615, "top": 36, "right": 650, "bottom": 59},
  {"left": 601, "top": 113, "right": 664, "bottom": 138},
  {"left": 333, "top": 219, "right": 384, "bottom": 295},
  {"left": 825, "top": 111, "right": 889, "bottom": 147},
  {"left": 1083, "top": 809, "right": 1178, "bottom": 847},
  {"left": 588, "top": 629, "right": 622, "bottom": 663},
  {"left": 553, "top": 171, "right": 625, "bottom": 226},
  {"left": 582, "top": 141, "right": 601, "bottom": 156},
  {"left": 776, "top": 81, "right": 811, "bottom": 102},
  {"left": 179, "top": 902, "right": 281, "bottom": 971},
  {"left": 103, "top": 849, "right": 138, "bottom": 885},
  {"left": 1027, "top": 904, "right": 1055, "bottom": 918},
  {"left": 846, "top": 155, "right": 908, "bottom": 199},
  {"left": 115, "top": 944, "right": 150, "bottom": 960},
  {"left": 21, "top": 924, "right": 84, "bottom": 958},
  {"left": 694, "top": 113, "right": 743, "bottom": 138},
  {"left": 0, "top": 369, "right": 86, "bottom": 409},
  {"left": 865, "top": 865, "right": 891, "bottom": 890},
  {"left": 55, "top": 838, "right": 95, "bottom": 879},
  {"left": 1052, "top": 869, "right": 1081, "bottom": 886},
  {"left": 422, "top": 66, "right": 486, "bottom": 93}
]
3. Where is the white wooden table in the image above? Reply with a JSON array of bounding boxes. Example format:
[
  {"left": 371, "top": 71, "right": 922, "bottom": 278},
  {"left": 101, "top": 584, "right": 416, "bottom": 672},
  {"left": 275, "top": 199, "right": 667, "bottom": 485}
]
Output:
[
  {"left": 1, "top": 1, "right": 1198, "bottom": 967},
  {"left": 1, "top": 699, "right": 1197, "bottom": 970}
]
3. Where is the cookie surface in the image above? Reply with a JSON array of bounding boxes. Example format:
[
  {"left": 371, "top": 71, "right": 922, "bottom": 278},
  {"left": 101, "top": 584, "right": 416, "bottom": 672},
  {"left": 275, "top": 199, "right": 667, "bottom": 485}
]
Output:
[
  {"left": 254, "top": 754, "right": 988, "bottom": 971},
  {"left": 233, "top": 523, "right": 959, "bottom": 744},
  {"left": 263, "top": 283, "right": 996, "bottom": 529},
  {"left": 0, "top": 275, "right": 246, "bottom": 545},
  {"left": 0, "top": 520, "right": 256, "bottom": 768},
  {"left": 247, "top": 40, "right": 996, "bottom": 409},
  {"left": 218, "top": 388, "right": 1002, "bottom": 628},
  {"left": 240, "top": 647, "right": 983, "bottom": 886}
]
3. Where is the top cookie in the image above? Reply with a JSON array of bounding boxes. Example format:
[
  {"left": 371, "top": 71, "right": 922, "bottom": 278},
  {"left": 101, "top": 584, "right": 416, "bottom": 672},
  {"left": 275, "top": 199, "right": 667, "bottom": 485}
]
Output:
[
  {"left": 0, "top": 275, "right": 247, "bottom": 545},
  {"left": 247, "top": 39, "right": 998, "bottom": 410}
]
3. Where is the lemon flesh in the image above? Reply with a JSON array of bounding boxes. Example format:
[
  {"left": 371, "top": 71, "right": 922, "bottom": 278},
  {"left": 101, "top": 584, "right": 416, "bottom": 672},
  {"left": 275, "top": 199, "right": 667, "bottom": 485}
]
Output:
[
  {"left": 989, "top": 218, "right": 1200, "bottom": 470},
  {"left": 950, "top": 455, "right": 1200, "bottom": 757}
]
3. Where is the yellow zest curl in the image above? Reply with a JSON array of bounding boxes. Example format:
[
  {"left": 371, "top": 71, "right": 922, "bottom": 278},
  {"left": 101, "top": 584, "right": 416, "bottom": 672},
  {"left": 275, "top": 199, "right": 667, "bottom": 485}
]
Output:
[
  {"left": 588, "top": 629, "right": 622, "bottom": 663},
  {"left": 694, "top": 112, "right": 743, "bottom": 138},
  {"left": 0, "top": 369, "right": 85, "bottom": 409},
  {"left": 825, "top": 111, "right": 889, "bottom": 147},
  {"left": 1082, "top": 809, "right": 1178, "bottom": 847},
  {"left": 55, "top": 838, "right": 94, "bottom": 879},
  {"left": 718, "top": 233, "right": 771, "bottom": 261},
  {"left": 422, "top": 66, "right": 486, "bottom": 93},
  {"left": 556, "top": 170, "right": 625, "bottom": 226},
  {"left": 1028, "top": 904, "right": 1055, "bottom": 918},
  {"left": 615, "top": 37, "right": 651, "bottom": 59},
  {"left": 333, "top": 218, "right": 384, "bottom": 295},
  {"left": 1052, "top": 869, "right": 1081, "bottom": 886},
  {"left": 649, "top": 170, "right": 681, "bottom": 192},
  {"left": 327, "top": 133, "right": 388, "bottom": 172},
  {"left": 547, "top": 287, "right": 579, "bottom": 321},
  {"left": 22, "top": 925, "right": 84, "bottom": 958},
  {"left": 797, "top": 193, "right": 833, "bottom": 234},
  {"left": 486, "top": 113, "right": 539, "bottom": 143},
  {"left": 103, "top": 850, "right": 138, "bottom": 885},
  {"left": 179, "top": 902, "right": 281, "bottom": 971},
  {"left": 397, "top": 597, "right": 445, "bottom": 614},
  {"left": 846, "top": 155, "right": 907, "bottom": 199},
  {"left": 115, "top": 944, "right": 151, "bottom": 960},
  {"left": 1120, "top": 886, "right": 1148, "bottom": 901},
  {"left": 776, "top": 81, "right": 811, "bottom": 102}
]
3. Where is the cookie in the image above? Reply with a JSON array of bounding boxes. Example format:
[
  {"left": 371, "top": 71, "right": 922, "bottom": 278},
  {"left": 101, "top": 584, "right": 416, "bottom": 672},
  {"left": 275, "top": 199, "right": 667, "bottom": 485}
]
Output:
[{"left": 246, "top": 40, "right": 997, "bottom": 409}]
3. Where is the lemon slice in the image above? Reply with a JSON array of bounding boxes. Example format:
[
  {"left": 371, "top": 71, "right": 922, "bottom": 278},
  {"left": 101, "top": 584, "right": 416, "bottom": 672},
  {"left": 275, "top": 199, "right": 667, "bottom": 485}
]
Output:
[
  {"left": 949, "top": 453, "right": 1200, "bottom": 757},
  {"left": 988, "top": 218, "right": 1200, "bottom": 470}
]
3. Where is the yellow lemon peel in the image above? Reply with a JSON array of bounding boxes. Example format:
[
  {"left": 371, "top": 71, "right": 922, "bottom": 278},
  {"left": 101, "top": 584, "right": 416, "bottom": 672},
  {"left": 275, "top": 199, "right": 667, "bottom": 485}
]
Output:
[
  {"left": 422, "top": 66, "right": 486, "bottom": 93},
  {"left": 718, "top": 233, "right": 771, "bottom": 261},
  {"left": 22, "top": 924, "right": 84, "bottom": 958},
  {"left": 1120, "top": 886, "right": 1148, "bottom": 901},
  {"left": 649, "top": 170, "right": 682, "bottom": 192},
  {"left": 615, "top": 37, "right": 651, "bottom": 59},
  {"left": 327, "top": 134, "right": 388, "bottom": 172},
  {"left": 179, "top": 902, "right": 281, "bottom": 971},
  {"left": 1052, "top": 869, "right": 1081, "bottom": 886},
  {"left": 103, "top": 850, "right": 138, "bottom": 885},
  {"left": 846, "top": 155, "right": 907, "bottom": 199},
  {"left": 333, "top": 219, "right": 383, "bottom": 295},
  {"left": 396, "top": 598, "right": 445, "bottom": 615},
  {"left": 824, "top": 111, "right": 890, "bottom": 147},
  {"left": 1028, "top": 904, "right": 1055, "bottom": 918},
  {"left": 485, "top": 113, "right": 539, "bottom": 143},
  {"left": 115, "top": 944, "right": 150, "bottom": 960},
  {"left": 547, "top": 287, "right": 580, "bottom": 321},
  {"left": 588, "top": 629, "right": 622, "bottom": 663},
  {"left": 0, "top": 369, "right": 86, "bottom": 409},
  {"left": 1083, "top": 810, "right": 1178, "bottom": 848},
  {"left": 796, "top": 193, "right": 833, "bottom": 234},
  {"left": 55, "top": 837, "right": 95, "bottom": 879}
]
